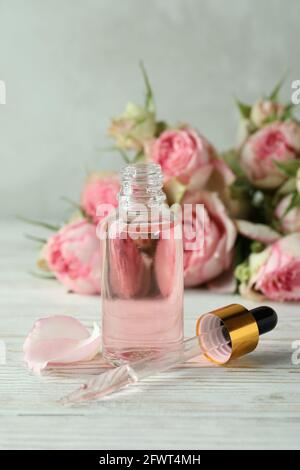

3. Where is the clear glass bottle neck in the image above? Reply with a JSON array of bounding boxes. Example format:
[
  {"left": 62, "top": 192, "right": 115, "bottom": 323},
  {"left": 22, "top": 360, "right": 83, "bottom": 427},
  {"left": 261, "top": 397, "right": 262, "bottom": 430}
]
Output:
[{"left": 119, "top": 163, "right": 166, "bottom": 211}]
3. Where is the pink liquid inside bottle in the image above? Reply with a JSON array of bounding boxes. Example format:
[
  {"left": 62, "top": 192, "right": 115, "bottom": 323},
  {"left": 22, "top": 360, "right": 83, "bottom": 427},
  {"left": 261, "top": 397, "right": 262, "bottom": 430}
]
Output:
[{"left": 101, "top": 164, "right": 184, "bottom": 365}]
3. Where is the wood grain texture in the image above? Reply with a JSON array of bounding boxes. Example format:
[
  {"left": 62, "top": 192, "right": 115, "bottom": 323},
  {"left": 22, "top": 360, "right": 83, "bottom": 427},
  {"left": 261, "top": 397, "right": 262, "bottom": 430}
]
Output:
[{"left": 0, "top": 221, "right": 299, "bottom": 450}]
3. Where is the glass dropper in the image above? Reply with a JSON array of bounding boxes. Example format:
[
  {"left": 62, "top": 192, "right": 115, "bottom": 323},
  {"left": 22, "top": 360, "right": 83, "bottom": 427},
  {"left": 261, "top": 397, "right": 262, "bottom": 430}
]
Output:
[
  {"left": 61, "top": 304, "right": 278, "bottom": 405},
  {"left": 61, "top": 324, "right": 230, "bottom": 404}
]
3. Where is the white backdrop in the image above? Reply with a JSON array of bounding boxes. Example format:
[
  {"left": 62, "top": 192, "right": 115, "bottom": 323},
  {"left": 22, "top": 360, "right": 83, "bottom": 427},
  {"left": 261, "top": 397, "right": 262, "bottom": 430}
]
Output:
[{"left": 1, "top": 0, "right": 300, "bottom": 219}]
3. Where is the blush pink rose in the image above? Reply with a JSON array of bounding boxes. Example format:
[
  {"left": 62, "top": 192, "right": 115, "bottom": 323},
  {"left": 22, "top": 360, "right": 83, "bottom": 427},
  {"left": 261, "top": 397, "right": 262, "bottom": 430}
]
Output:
[
  {"left": 150, "top": 128, "right": 215, "bottom": 187},
  {"left": 81, "top": 173, "right": 119, "bottom": 224},
  {"left": 240, "top": 120, "right": 300, "bottom": 189},
  {"left": 248, "top": 234, "right": 300, "bottom": 301},
  {"left": 275, "top": 195, "right": 300, "bottom": 234},
  {"left": 182, "top": 191, "right": 237, "bottom": 287},
  {"left": 45, "top": 220, "right": 101, "bottom": 295}
]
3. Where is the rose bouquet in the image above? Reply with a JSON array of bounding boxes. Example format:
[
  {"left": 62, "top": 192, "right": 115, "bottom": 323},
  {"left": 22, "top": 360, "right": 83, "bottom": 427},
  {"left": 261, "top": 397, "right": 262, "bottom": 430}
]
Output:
[{"left": 26, "top": 67, "right": 300, "bottom": 302}]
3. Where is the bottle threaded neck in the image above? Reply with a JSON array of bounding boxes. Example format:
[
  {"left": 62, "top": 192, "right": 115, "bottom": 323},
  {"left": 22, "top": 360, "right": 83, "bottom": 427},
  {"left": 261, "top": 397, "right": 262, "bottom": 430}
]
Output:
[{"left": 119, "top": 163, "right": 166, "bottom": 209}]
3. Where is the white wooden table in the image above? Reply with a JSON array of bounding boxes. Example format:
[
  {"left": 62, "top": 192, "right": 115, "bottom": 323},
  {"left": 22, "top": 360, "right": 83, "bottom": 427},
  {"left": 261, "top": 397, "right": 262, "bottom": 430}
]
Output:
[{"left": 0, "top": 221, "right": 299, "bottom": 450}]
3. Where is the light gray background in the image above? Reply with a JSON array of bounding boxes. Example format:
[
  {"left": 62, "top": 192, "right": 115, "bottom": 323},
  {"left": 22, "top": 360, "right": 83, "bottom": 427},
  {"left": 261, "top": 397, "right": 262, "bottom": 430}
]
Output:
[{"left": 1, "top": 0, "right": 300, "bottom": 220}]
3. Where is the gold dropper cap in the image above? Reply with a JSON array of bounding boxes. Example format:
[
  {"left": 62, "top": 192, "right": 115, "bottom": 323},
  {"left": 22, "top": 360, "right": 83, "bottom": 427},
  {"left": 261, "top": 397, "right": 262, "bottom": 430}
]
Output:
[{"left": 196, "top": 304, "right": 277, "bottom": 364}]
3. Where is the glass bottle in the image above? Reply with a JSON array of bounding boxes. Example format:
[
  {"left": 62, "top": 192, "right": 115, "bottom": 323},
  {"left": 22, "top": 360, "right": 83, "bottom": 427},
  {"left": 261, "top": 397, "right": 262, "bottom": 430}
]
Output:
[{"left": 101, "top": 163, "right": 184, "bottom": 365}]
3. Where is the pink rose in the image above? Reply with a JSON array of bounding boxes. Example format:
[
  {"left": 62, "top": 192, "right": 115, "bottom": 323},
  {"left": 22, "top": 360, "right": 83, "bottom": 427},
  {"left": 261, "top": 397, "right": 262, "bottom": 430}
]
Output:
[
  {"left": 150, "top": 128, "right": 214, "bottom": 187},
  {"left": 247, "top": 234, "right": 300, "bottom": 301},
  {"left": 240, "top": 120, "right": 300, "bottom": 188},
  {"left": 45, "top": 220, "right": 101, "bottom": 295},
  {"left": 182, "top": 191, "right": 237, "bottom": 287},
  {"left": 81, "top": 173, "right": 119, "bottom": 224},
  {"left": 275, "top": 195, "right": 300, "bottom": 234}
]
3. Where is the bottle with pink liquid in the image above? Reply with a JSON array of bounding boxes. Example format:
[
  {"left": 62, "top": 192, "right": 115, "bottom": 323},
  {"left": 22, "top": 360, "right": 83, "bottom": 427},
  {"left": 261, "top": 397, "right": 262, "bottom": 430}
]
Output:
[{"left": 101, "top": 163, "right": 184, "bottom": 365}]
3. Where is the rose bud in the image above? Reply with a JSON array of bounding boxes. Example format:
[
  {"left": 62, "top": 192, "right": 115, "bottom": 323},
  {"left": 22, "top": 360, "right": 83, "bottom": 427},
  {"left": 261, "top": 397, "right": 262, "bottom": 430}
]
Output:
[
  {"left": 250, "top": 99, "right": 284, "bottom": 128},
  {"left": 107, "top": 102, "right": 156, "bottom": 151}
]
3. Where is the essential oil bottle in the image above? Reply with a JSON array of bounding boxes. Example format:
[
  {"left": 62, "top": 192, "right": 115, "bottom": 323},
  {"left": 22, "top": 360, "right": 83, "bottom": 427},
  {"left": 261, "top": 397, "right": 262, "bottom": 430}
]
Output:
[{"left": 101, "top": 163, "right": 184, "bottom": 365}]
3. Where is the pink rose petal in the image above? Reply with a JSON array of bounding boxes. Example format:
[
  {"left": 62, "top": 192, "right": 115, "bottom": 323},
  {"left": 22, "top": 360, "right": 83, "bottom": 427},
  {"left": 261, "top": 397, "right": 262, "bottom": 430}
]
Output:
[
  {"left": 236, "top": 220, "right": 281, "bottom": 244},
  {"left": 23, "top": 316, "right": 101, "bottom": 374}
]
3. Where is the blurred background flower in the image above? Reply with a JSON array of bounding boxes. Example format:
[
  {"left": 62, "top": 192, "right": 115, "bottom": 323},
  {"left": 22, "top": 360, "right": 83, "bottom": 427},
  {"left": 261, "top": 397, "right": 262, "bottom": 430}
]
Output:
[
  {"left": 80, "top": 172, "right": 119, "bottom": 224},
  {"left": 182, "top": 190, "right": 237, "bottom": 288},
  {"left": 4, "top": 0, "right": 300, "bottom": 302},
  {"left": 238, "top": 234, "right": 300, "bottom": 302},
  {"left": 2, "top": 0, "right": 300, "bottom": 221},
  {"left": 45, "top": 219, "right": 102, "bottom": 295}
]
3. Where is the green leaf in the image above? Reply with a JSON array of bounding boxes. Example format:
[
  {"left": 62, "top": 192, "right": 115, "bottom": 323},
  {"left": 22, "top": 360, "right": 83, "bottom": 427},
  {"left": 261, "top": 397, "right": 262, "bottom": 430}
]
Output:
[
  {"left": 275, "top": 160, "right": 300, "bottom": 177},
  {"left": 119, "top": 148, "right": 131, "bottom": 163},
  {"left": 133, "top": 150, "right": 145, "bottom": 163},
  {"left": 16, "top": 215, "right": 60, "bottom": 231},
  {"left": 230, "top": 177, "right": 255, "bottom": 200},
  {"left": 24, "top": 233, "right": 47, "bottom": 244},
  {"left": 268, "top": 74, "right": 287, "bottom": 102},
  {"left": 164, "top": 178, "right": 187, "bottom": 205},
  {"left": 236, "top": 99, "right": 252, "bottom": 119},
  {"left": 277, "top": 178, "right": 296, "bottom": 196},
  {"left": 263, "top": 114, "right": 279, "bottom": 124},
  {"left": 139, "top": 61, "right": 155, "bottom": 113},
  {"left": 250, "top": 241, "right": 265, "bottom": 253},
  {"left": 281, "top": 102, "right": 296, "bottom": 120},
  {"left": 155, "top": 120, "right": 168, "bottom": 137},
  {"left": 271, "top": 218, "right": 282, "bottom": 232},
  {"left": 221, "top": 149, "right": 244, "bottom": 177},
  {"left": 28, "top": 270, "right": 56, "bottom": 280},
  {"left": 61, "top": 196, "right": 83, "bottom": 212},
  {"left": 291, "top": 192, "right": 300, "bottom": 209},
  {"left": 234, "top": 261, "right": 251, "bottom": 283},
  {"left": 284, "top": 191, "right": 300, "bottom": 215},
  {"left": 106, "top": 146, "right": 131, "bottom": 164}
]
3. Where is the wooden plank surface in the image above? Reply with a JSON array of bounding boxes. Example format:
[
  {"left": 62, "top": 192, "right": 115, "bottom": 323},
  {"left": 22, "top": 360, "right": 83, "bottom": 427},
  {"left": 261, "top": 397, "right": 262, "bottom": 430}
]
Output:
[{"left": 0, "top": 221, "right": 299, "bottom": 450}]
